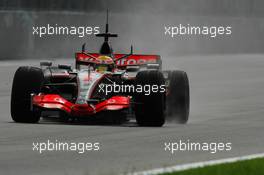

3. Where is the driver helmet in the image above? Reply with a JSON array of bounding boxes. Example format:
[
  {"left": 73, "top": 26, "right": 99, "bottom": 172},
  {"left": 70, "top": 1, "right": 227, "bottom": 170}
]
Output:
[{"left": 95, "top": 55, "right": 114, "bottom": 72}]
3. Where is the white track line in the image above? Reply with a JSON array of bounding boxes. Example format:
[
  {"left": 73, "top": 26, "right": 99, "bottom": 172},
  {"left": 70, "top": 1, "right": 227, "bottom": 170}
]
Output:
[{"left": 129, "top": 153, "right": 264, "bottom": 175}]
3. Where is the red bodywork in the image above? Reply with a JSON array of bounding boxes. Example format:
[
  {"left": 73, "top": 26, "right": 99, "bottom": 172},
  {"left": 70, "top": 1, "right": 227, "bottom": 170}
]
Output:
[
  {"left": 32, "top": 53, "right": 161, "bottom": 117},
  {"left": 75, "top": 53, "right": 161, "bottom": 68},
  {"left": 33, "top": 94, "right": 130, "bottom": 116}
]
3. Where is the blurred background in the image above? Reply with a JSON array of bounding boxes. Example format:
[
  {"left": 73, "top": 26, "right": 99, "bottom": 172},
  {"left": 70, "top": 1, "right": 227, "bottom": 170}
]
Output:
[{"left": 0, "top": 0, "right": 264, "bottom": 59}]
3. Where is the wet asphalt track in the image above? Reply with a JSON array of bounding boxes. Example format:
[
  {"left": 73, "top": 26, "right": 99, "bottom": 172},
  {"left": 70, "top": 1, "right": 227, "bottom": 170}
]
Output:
[{"left": 0, "top": 54, "right": 264, "bottom": 175}]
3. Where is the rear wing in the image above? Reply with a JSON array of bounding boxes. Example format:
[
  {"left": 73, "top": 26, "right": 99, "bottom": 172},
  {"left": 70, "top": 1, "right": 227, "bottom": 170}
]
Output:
[{"left": 75, "top": 53, "right": 162, "bottom": 69}]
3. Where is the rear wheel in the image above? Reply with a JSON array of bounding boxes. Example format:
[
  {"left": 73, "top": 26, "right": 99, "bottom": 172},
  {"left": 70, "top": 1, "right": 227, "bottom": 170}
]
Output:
[
  {"left": 11, "top": 66, "right": 44, "bottom": 123},
  {"left": 166, "top": 70, "right": 189, "bottom": 123},
  {"left": 135, "top": 70, "right": 166, "bottom": 127}
]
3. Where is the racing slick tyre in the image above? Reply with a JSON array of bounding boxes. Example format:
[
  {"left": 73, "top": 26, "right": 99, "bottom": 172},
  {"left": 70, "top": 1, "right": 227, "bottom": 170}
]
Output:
[
  {"left": 166, "top": 70, "right": 189, "bottom": 124},
  {"left": 11, "top": 66, "right": 44, "bottom": 123},
  {"left": 135, "top": 70, "right": 166, "bottom": 127}
]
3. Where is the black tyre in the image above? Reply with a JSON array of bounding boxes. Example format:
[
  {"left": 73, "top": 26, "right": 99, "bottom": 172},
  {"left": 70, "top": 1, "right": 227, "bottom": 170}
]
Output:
[
  {"left": 166, "top": 70, "right": 189, "bottom": 123},
  {"left": 11, "top": 66, "right": 44, "bottom": 123},
  {"left": 135, "top": 70, "right": 166, "bottom": 127}
]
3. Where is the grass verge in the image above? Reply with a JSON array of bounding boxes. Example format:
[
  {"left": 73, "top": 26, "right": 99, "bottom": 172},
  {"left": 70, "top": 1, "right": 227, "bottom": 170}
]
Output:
[{"left": 162, "top": 157, "right": 264, "bottom": 175}]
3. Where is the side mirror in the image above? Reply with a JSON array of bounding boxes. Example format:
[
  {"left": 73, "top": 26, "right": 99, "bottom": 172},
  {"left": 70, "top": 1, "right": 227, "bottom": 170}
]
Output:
[
  {"left": 147, "top": 63, "right": 160, "bottom": 70},
  {"left": 82, "top": 43, "right": 86, "bottom": 53},
  {"left": 126, "top": 65, "right": 140, "bottom": 72},
  {"left": 58, "top": 64, "right": 72, "bottom": 70}
]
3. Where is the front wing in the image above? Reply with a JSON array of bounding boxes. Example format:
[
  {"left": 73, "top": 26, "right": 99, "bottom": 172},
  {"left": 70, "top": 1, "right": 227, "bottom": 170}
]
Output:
[{"left": 32, "top": 94, "right": 130, "bottom": 116}]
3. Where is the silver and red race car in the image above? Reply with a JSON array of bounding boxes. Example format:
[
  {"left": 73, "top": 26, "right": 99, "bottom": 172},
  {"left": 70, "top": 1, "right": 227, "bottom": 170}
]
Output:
[{"left": 11, "top": 12, "right": 189, "bottom": 127}]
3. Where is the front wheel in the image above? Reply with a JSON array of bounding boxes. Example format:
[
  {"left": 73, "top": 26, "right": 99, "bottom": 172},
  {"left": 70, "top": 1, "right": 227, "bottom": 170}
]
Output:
[
  {"left": 135, "top": 70, "right": 166, "bottom": 127},
  {"left": 11, "top": 66, "right": 44, "bottom": 123}
]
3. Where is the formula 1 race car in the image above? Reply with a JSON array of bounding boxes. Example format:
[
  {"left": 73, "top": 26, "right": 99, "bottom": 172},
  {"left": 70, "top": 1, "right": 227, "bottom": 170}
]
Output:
[{"left": 11, "top": 12, "right": 189, "bottom": 127}]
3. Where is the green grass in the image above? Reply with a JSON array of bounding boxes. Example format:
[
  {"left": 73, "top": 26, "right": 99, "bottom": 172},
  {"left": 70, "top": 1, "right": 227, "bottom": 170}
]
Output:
[{"left": 162, "top": 157, "right": 264, "bottom": 175}]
